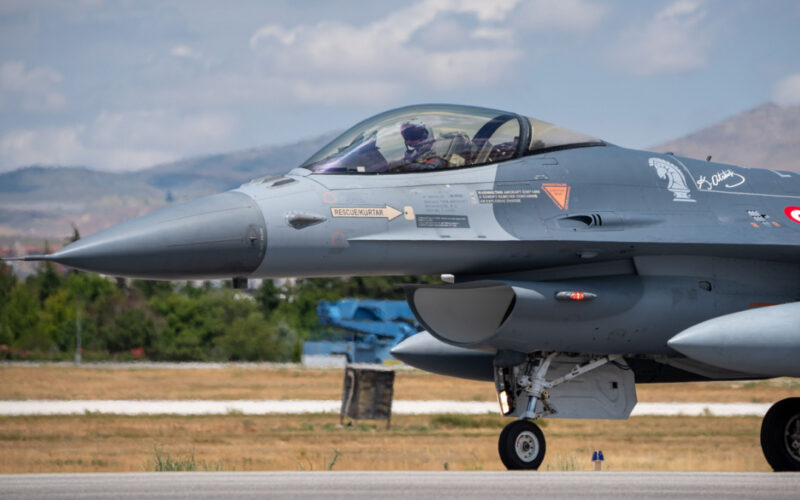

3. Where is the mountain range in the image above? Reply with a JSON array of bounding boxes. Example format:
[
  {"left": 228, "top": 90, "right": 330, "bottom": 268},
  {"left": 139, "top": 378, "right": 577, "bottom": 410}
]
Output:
[
  {"left": 1, "top": 103, "right": 798, "bottom": 243},
  {"left": 0, "top": 133, "right": 335, "bottom": 242},
  {"left": 653, "top": 102, "right": 800, "bottom": 173}
]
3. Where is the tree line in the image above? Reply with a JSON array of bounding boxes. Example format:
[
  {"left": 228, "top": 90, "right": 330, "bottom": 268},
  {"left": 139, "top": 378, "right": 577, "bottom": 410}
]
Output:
[{"left": 0, "top": 260, "right": 437, "bottom": 362}]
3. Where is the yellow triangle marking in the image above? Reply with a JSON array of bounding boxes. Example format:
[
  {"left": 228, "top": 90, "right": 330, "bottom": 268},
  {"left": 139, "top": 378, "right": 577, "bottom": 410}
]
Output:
[{"left": 542, "top": 183, "right": 571, "bottom": 210}]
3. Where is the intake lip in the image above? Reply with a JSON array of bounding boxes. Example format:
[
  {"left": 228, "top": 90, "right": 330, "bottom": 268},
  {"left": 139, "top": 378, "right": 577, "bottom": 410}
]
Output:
[
  {"left": 404, "top": 281, "right": 516, "bottom": 347},
  {"left": 43, "top": 191, "right": 267, "bottom": 279}
]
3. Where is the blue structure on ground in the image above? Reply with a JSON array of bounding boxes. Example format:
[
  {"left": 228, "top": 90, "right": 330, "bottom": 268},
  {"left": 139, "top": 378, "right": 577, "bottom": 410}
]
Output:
[{"left": 303, "top": 299, "right": 421, "bottom": 364}]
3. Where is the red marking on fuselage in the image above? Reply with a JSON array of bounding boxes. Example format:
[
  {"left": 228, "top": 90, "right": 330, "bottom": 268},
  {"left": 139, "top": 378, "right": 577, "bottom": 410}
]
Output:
[
  {"left": 331, "top": 232, "right": 345, "bottom": 247},
  {"left": 784, "top": 206, "right": 800, "bottom": 224},
  {"left": 749, "top": 302, "right": 778, "bottom": 309}
]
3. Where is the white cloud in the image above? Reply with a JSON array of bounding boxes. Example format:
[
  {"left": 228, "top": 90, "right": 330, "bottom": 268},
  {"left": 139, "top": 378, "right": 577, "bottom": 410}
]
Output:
[
  {"left": 88, "top": 110, "right": 236, "bottom": 151},
  {"left": 606, "top": 0, "right": 712, "bottom": 76},
  {"left": 443, "top": 0, "right": 519, "bottom": 22},
  {"left": 514, "top": 0, "right": 607, "bottom": 31},
  {"left": 423, "top": 49, "right": 523, "bottom": 90},
  {"left": 773, "top": 74, "right": 800, "bottom": 106},
  {"left": 0, "top": 110, "right": 237, "bottom": 172},
  {"left": 243, "top": 0, "right": 611, "bottom": 105},
  {"left": 249, "top": 25, "right": 297, "bottom": 48},
  {"left": 0, "top": 126, "right": 176, "bottom": 172},
  {"left": 248, "top": 0, "right": 525, "bottom": 103},
  {"left": 139, "top": 73, "right": 295, "bottom": 110},
  {"left": 471, "top": 27, "right": 513, "bottom": 41},
  {"left": 291, "top": 80, "right": 405, "bottom": 105},
  {"left": 0, "top": 61, "right": 67, "bottom": 111},
  {"left": 169, "top": 44, "right": 202, "bottom": 61}
]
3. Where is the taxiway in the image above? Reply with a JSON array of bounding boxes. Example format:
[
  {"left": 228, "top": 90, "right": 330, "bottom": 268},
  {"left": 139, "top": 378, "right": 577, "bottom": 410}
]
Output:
[{"left": 1, "top": 472, "right": 798, "bottom": 499}]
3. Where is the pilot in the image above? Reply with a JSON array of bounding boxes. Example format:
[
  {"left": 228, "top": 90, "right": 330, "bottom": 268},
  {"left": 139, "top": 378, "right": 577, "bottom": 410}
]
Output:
[{"left": 398, "top": 121, "right": 447, "bottom": 171}]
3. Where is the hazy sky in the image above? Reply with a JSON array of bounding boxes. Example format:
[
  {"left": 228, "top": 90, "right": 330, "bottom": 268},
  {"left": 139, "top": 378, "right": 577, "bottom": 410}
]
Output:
[{"left": 1, "top": 0, "right": 799, "bottom": 173}]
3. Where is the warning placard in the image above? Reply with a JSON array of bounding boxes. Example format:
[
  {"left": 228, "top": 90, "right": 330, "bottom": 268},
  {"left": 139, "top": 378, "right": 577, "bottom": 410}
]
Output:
[
  {"left": 415, "top": 214, "right": 470, "bottom": 228},
  {"left": 542, "top": 183, "right": 571, "bottom": 210},
  {"left": 476, "top": 188, "right": 540, "bottom": 204}
]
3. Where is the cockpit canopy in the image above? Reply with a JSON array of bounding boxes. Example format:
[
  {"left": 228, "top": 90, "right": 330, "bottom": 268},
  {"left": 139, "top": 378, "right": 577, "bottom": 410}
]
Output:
[{"left": 300, "top": 104, "right": 603, "bottom": 174}]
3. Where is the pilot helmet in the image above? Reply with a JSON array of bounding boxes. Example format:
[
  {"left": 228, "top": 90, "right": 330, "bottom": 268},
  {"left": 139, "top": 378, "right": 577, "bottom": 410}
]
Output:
[{"left": 401, "top": 121, "right": 429, "bottom": 145}]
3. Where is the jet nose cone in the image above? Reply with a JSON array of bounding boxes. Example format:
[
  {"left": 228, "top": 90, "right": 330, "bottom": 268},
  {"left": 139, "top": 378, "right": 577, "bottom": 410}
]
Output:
[{"left": 48, "top": 191, "right": 266, "bottom": 279}]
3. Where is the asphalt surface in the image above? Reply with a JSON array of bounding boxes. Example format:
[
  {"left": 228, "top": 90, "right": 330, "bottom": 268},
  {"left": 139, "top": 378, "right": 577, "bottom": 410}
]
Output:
[{"left": 1, "top": 472, "right": 798, "bottom": 499}]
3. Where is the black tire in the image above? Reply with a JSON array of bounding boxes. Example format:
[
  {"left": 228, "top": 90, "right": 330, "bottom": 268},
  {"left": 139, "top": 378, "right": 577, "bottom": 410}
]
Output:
[
  {"left": 498, "top": 419, "right": 546, "bottom": 470},
  {"left": 761, "top": 397, "right": 800, "bottom": 471}
]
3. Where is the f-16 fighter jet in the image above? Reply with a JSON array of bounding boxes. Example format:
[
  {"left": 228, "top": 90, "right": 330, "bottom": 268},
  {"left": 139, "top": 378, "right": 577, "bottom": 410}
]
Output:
[{"left": 11, "top": 104, "right": 800, "bottom": 470}]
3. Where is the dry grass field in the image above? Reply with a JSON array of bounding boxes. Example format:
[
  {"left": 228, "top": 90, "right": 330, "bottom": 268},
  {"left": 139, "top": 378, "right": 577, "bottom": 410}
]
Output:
[
  {"left": 0, "top": 363, "right": 795, "bottom": 473},
  {"left": 1, "top": 364, "right": 798, "bottom": 402},
  {"left": 0, "top": 414, "right": 770, "bottom": 473}
]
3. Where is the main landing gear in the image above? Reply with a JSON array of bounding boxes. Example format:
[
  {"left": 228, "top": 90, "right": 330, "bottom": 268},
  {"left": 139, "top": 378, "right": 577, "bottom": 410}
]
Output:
[
  {"left": 494, "top": 351, "right": 623, "bottom": 470},
  {"left": 761, "top": 397, "right": 800, "bottom": 471}
]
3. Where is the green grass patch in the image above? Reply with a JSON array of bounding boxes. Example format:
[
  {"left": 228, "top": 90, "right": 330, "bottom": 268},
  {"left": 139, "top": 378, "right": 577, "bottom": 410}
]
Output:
[
  {"left": 150, "top": 445, "right": 228, "bottom": 472},
  {"left": 545, "top": 454, "right": 585, "bottom": 471},
  {"left": 152, "top": 446, "right": 199, "bottom": 471}
]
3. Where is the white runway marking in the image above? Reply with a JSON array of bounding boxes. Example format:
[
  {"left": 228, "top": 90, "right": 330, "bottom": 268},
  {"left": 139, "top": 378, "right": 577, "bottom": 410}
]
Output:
[
  {"left": 630, "top": 402, "right": 772, "bottom": 417},
  {"left": 0, "top": 400, "right": 772, "bottom": 416}
]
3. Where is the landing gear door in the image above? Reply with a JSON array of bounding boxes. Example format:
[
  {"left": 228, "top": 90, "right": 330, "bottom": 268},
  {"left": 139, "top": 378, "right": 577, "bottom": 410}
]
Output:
[{"left": 504, "top": 356, "right": 637, "bottom": 420}]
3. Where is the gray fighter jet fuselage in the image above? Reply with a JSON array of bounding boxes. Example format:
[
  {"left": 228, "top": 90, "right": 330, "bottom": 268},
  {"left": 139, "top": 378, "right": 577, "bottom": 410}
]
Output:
[{"left": 12, "top": 104, "right": 800, "bottom": 471}]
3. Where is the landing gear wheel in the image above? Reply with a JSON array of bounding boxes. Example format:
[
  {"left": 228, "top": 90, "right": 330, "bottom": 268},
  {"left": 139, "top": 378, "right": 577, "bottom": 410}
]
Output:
[
  {"left": 498, "top": 420, "right": 546, "bottom": 470},
  {"left": 761, "top": 398, "right": 800, "bottom": 471}
]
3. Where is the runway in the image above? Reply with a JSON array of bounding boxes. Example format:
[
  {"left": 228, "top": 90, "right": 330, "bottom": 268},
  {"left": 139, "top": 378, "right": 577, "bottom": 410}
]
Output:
[
  {"left": 1, "top": 472, "right": 798, "bottom": 499},
  {"left": 0, "top": 400, "right": 772, "bottom": 416}
]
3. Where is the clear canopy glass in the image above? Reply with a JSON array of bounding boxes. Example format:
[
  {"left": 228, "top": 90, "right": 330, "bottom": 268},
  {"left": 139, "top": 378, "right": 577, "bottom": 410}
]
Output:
[
  {"left": 526, "top": 118, "right": 602, "bottom": 154},
  {"left": 300, "top": 104, "right": 602, "bottom": 174}
]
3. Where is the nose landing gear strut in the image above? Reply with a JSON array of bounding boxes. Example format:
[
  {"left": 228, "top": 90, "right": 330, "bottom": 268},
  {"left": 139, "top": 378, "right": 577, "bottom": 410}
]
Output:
[{"left": 494, "top": 352, "right": 622, "bottom": 470}]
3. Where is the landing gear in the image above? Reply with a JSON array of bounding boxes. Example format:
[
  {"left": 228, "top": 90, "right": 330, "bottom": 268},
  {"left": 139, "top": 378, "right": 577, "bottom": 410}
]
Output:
[
  {"left": 761, "top": 397, "right": 800, "bottom": 471},
  {"left": 498, "top": 420, "right": 546, "bottom": 470},
  {"left": 493, "top": 351, "right": 625, "bottom": 470}
]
